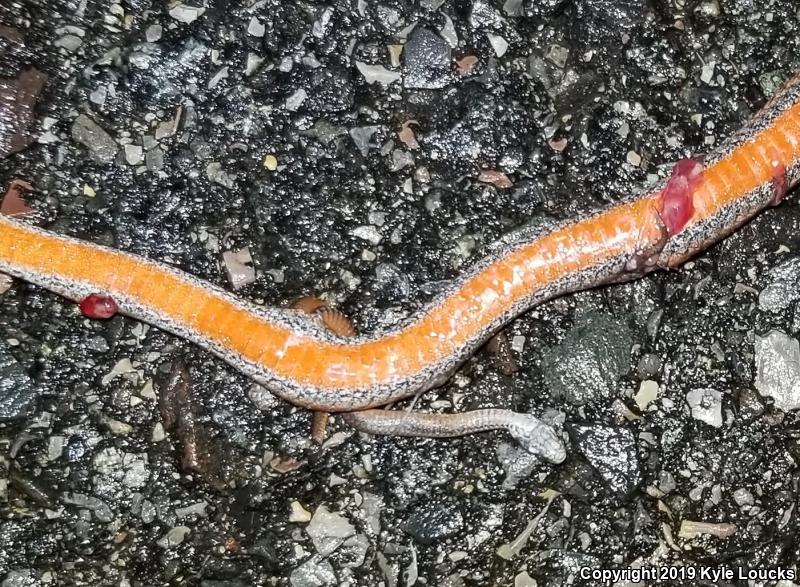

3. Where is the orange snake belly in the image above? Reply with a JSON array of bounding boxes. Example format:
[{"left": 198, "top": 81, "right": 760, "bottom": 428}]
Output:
[{"left": 1, "top": 73, "right": 799, "bottom": 459}]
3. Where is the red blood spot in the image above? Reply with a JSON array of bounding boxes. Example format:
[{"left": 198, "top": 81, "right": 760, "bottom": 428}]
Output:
[
  {"left": 658, "top": 158, "right": 703, "bottom": 236},
  {"left": 769, "top": 160, "right": 788, "bottom": 206},
  {"left": 79, "top": 293, "right": 118, "bottom": 319}
]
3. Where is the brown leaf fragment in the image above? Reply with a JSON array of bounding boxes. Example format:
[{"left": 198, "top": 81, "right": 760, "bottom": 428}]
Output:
[
  {"left": 456, "top": 55, "right": 479, "bottom": 75},
  {"left": 1, "top": 179, "right": 33, "bottom": 216},
  {"left": 155, "top": 359, "right": 229, "bottom": 493},
  {"left": 0, "top": 273, "right": 13, "bottom": 294},
  {"left": 0, "top": 68, "right": 47, "bottom": 159},
  {"left": 398, "top": 120, "right": 420, "bottom": 150},
  {"left": 548, "top": 137, "right": 569, "bottom": 152},
  {"left": 223, "top": 536, "right": 241, "bottom": 552},
  {"left": 269, "top": 454, "right": 306, "bottom": 474},
  {"left": 478, "top": 169, "right": 513, "bottom": 188},
  {"left": 0, "top": 25, "right": 24, "bottom": 44}
]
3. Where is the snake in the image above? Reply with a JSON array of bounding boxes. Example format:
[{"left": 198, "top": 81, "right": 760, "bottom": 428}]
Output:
[{"left": 1, "top": 73, "right": 799, "bottom": 463}]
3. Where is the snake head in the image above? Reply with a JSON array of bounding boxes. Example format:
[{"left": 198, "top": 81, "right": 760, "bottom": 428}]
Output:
[{"left": 509, "top": 415, "right": 567, "bottom": 463}]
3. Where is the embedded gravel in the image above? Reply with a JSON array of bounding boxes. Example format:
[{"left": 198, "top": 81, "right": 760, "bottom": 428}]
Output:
[{"left": 1, "top": 1, "right": 800, "bottom": 586}]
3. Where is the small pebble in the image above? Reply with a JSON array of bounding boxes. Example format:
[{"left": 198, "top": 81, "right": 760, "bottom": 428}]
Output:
[
  {"left": 355, "top": 61, "right": 401, "bottom": 85},
  {"left": 635, "top": 380, "right": 659, "bottom": 411},
  {"left": 732, "top": 488, "right": 754, "bottom": 507},
  {"left": 71, "top": 114, "right": 117, "bottom": 163},
  {"left": 637, "top": 353, "right": 661, "bottom": 378},
  {"left": 222, "top": 247, "right": 256, "bottom": 290},
  {"left": 175, "top": 501, "right": 208, "bottom": 518},
  {"left": 351, "top": 225, "right": 382, "bottom": 245},
  {"left": 285, "top": 89, "right": 308, "bottom": 111},
  {"left": 263, "top": 154, "right": 278, "bottom": 170},
  {"left": 47, "top": 436, "right": 65, "bottom": 461},
  {"left": 145, "top": 148, "right": 164, "bottom": 171},
  {"left": 686, "top": 388, "right": 723, "bottom": 427},
  {"left": 758, "top": 257, "right": 800, "bottom": 313},
  {"left": 169, "top": 3, "right": 205, "bottom": 24},
  {"left": 487, "top": 33, "right": 508, "bottom": 57},
  {"left": 145, "top": 24, "right": 162, "bottom": 42},
  {"left": 546, "top": 44, "right": 568, "bottom": 68},
  {"left": 157, "top": 526, "right": 191, "bottom": 548},
  {"left": 290, "top": 500, "right": 313, "bottom": 523},
  {"left": 151, "top": 422, "right": 166, "bottom": 442},
  {"left": 290, "top": 556, "right": 336, "bottom": 587},
  {"left": 626, "top": 150, "right": 642, "bottom": 166},
  {"left": 247, "top": 16, "right": 265, "bottom": 37},
  {"left": 55, "top": 34, "right": 82, "bottom": 52},
  {"left": 124, "top": 144, "right": 143, "bottom": 165}
]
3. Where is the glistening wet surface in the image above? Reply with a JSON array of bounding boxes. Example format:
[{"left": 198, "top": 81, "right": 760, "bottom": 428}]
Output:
[{"left": 1, "top": 1, "right": 800, "bottom": 585}]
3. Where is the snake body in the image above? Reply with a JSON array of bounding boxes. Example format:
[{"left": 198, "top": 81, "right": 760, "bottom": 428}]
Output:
[{"left": 2, "top": 74, "right": 799, "bottom": 461}]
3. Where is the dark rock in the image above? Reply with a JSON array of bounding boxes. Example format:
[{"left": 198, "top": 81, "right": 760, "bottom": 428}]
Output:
[
  {"left": 580, "top": 0, "right": 649, "bottom": 28},
  {"left": 568, "top": 424, "right": 642, "bottom": 499},
  {"left": 636, "top": 353, "right": 661, "bottom": 379},
  {"left": 404, "top": 28, "right": 452, "bottom": 90},
  {"left": 542, "top": 312, "right": 632, "bottom": 404},
  {"left": 758, "top": 256, "right": 800, "bottom": 313},
  {"left": 402, "top": 500, "right": 463, "bottom": 545},
  {"left": 303, "top": 62, "right": 353, "bottom": 112},
  {"left": 125, "top": 40, "right": 207, "bottom": 111},
  {"left": 736, "top": 388, "right": 765, "bottom": 422},
  {"left": 422, "top": 81, "right": 542, "bottom": 172},
  {"left": 71, "top": 113, "right": 117, "bottom": 163},
  {"left": 0, "top": 343, "right": 37, "bottom": 420}
]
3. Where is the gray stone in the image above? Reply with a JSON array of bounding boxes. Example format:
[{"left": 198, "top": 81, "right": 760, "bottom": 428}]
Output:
[
  {"left": 306, "top": 505, "right": 355, "bottom": 556},
  {"left": 71, "top": 114, "right": 117, "bottom": 163},
  {"left": 758, "top": 257, "right": 800, "bottom": 313},
  {"left": 686, "top": 388, "right": 723, "bottom": 427},
  {"left": 290, "top": 556, "right": 336, "bottom": 587},
  {"left": 754, "top": 330, "right": 800, "bottom": 411}
]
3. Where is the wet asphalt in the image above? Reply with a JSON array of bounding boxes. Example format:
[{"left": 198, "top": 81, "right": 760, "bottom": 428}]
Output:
[{"left": 1, "top": 0, "right": 800, "bottom": 585}]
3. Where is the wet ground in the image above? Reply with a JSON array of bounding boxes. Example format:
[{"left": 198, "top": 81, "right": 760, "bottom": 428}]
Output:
[{"left": 2, "top": 0, "right": 800, "bottom": 585}]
